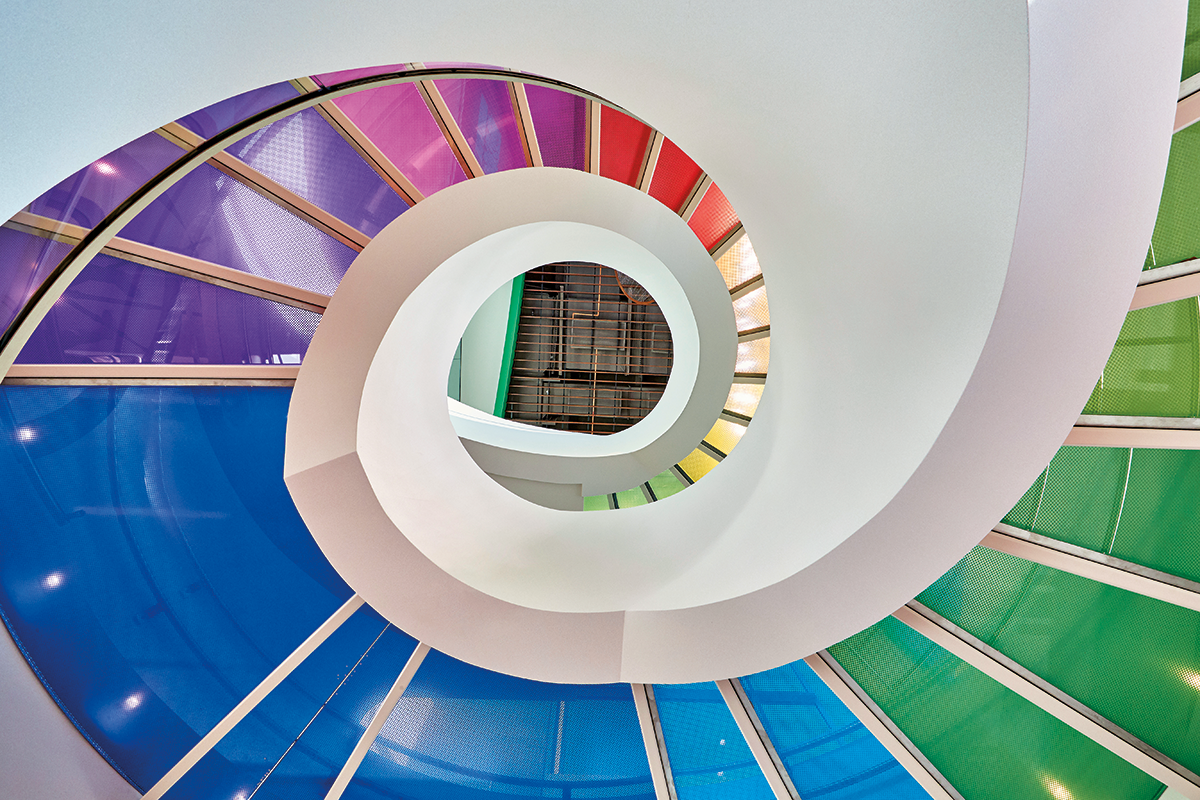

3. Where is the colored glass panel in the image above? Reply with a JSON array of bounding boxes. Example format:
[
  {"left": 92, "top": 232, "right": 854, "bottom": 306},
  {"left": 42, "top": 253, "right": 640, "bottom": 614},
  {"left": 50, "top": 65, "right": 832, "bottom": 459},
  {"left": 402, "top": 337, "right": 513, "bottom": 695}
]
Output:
[
  {"left": 1146, "top": 123, "right": 1200, "bottom": 269},
  {"left": 525, "top": 84, "right": 587, "bottom": 170},
  {"left": 435, "top": 78, "right": 527, "bottom": 174},
  {"left": 648, "top": 469, "right": 686, "bottom": 501},
  {"left": 0, "top": 226, "right": 74, "bottom": 337},
  {"left": 737, "top": 337, "right": 770, "bottom": 375},
  {"left": 226, "top": 107, "right": 408, "bottom": 238},
  {"left": 920, "top": 546, "right": 1200, "bottom": 779},
  {"left": 740, "top": 660, "right": 930, "bottom": 800},
  {"left": 0, "top": 386, "right": 350, "bottom": 790},
  {"left": 615, "top": 487, "right": 647, "bottom": 508},
  {"left": 733, "top": 286, "right": 770, "bottom": 332},
  {"left": 1185, "top": 0, "right": 1200, "bottom": 80},
  {"left": 27, "top": 133, "right": 185, "bottom": 229},
  {"left": 583, "top": 494, "right": 610, "bottom": 511},
  {"left": 343, "top": 649, "right": 653, "bottom": 800},
  {"left": 176, "top": 82, "right": 301, "bottom": 141},
  {"left": 688, "top": 183, "right": 739, "bottom": 252},
  {"left": 705, "top": 419, "right": 745, "bottom": 456},
  {"left": 599, "top": 105, "right": 652, "bottom": 187},
  {"left": 331, "top": 83, "right": 468, "bottom": 198},
  {"left": 828, "top": 617, "right": 1163, "bottom": 800},
  {"left": 117, "top": 162, "right": 357, "bottom": 296},
  {"left": 717, "top": 236, "right": 761, "bottom": 291},
  {"left": 678, "top": 448, "right": 718, "bottom": 483},
  {"left": 15, "top": 254, "right": 318, "bottom": 365},
  {"left": 313, "top": 64, "right": 408, "bottom": 87},
  {"left": 653, "top": 682, "right": 774, "bottom": 800},
  {"left": 725, "top": 383, "right": 764, "bottom": 418},
  {"left": 648, "top": 138, "right": 703, "bottom": 213}
]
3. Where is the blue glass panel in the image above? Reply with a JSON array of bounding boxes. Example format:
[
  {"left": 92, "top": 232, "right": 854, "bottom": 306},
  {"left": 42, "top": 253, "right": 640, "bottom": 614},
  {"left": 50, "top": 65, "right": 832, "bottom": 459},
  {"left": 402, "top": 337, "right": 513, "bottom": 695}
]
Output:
[
  {"left": 117, "top": 162, "right": 357, "bottom": 296},
  {"left": 0, "top": 386, "right": 350, "bottom": 791},
  {"left": 176, "top": 82, "right": 301, "bottom": 141},
  {"left": 0, "top": 226, "right": 74, "bottom": 337},
  {"left": 344, "top": 649, "right": 654, "bottom": 800},
  {"left": 653, "top": 682, "right": 774, "bottom": 800},
  {"left": 16, "top": 253, "right": 318, "bottom": 365},
  {"left": 27, "top": 132, "right": 185, "bottom": 229},
  {"left": 226, "top": 107, "right": 408, "bottom": 238},
  {"left": 162, "top": 607, "right": 415, "bottom": 800},
  {"left": 740, "top": 661, "right": 931, "bottom": 800}
]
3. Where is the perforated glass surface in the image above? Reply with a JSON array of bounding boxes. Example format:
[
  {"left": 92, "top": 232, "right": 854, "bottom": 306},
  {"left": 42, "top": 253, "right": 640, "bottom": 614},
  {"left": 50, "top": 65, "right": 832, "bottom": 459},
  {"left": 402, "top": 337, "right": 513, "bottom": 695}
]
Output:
[
  {"left": 16, "top": 254, "right": 318, "bottom": 365},
  {"left": 704, "top": 419, "right": 744, "bottom": 456},
  {"left": 724, "top": 384, "right": 764, "bottom": 418},
  {"left": 716, "top": 237, "right": 760, "bottom": 291},
  {"left": 828, "top": 617, "right": 1164, "bottom": 800},
  {"left": 117, "top": 162, "right": 358, "bottom": 296},
  {"left": 736, "top": 337, "right": 770, "bottom": 375},
  {"left": 1145, "top": 108, "right": 1200, "bottom": 269},
  {"left": 648, "top": 138, "right": 703, "bottom": 213},
  {"left": 653, "top": 682, "right": 773, "bottom": 800},
  {"left": 343, "top": 649, "right": 654, "bottom": 800},
  {"left": 677, "top": 448, "right": 718, "bottom": 483},
  {"left": 0, "top": 386, "right": 350, "bottom": 790},
  {"left": 733, "top": 287, "right": 769, "bottom": 333},
  {"left": 740, "top": 661, "right": 930, "bottom": 800},
  {"left": 175, "top": 82, "right": 301, "bottom": 141},
  {"left": 615, "top": 487, "right": 648, "bottom": 508},
  {"left": 688, "top": 184, "right": 739, "bottom": 252},
  {"left": 0, "top": 226, "right": 74, "bottom": 336},
  {"left": 599, "top": 106, "right": 652, "bottom": 187},
  {"left": 648, "top": 469, "right": 686, "bottom": 501},
  {"left": 313, "top": 64, "right": 408, "bottom": 87},
  {"left": 525, "top": 84, "right": 587, "bottom": 171},
  {"left": 435, "top": 79, "right": 528, "bottom": 174}
]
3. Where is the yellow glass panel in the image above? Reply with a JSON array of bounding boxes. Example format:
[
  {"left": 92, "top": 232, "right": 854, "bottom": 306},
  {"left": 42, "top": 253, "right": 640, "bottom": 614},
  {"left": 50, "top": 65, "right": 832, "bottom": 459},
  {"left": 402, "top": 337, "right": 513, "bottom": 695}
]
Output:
[
  {"left": 705, "top": 419, "right": 746, "bottom": 455},
  {"left": 733, "top": 285, "right": 770, "bottom": 331},
  {"left": 677, "top": 448, "right": 718, "bottom": 482},
  {"left": 725, "top": 383, "right": 764, "bottom": 417},
  {"left": 736, "top": 336, "right": 770, "bottom": 374},
  {"left": 716, "top": 235, "right": 761, "bottom": 290}
]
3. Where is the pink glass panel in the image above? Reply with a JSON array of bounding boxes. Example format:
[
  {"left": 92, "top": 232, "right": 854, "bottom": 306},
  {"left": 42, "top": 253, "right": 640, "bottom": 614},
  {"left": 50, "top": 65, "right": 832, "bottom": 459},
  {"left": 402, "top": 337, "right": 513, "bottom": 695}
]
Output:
[
  {"left": 525, "top": 84, "right": 586, "bottom": 171},
  {"left": 434, "top": 78, "right": 527, "bottom": 174}
]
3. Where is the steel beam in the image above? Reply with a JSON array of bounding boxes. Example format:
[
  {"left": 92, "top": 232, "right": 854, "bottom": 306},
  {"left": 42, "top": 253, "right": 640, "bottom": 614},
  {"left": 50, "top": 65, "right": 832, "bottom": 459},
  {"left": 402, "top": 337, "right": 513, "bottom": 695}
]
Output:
[
  {"left": 680, "top": 176, "right": 712, "bottom": 222},
  {"left": 143, "top": 595, "right": 365, "bottom": 800},
  {"left": 895, "top": 602, "right": 1200, "bottom": 800},
  {"left": 509, "top": 82, "right": 543, "bottom": 168},
  {"left": 587, "top": 100, "right": 601, "bottom": 175},
  {"left": 1131, "top": 271, "right": 1200, "bottom": 310},
  {"left": 4, "top": 364, "right": 300, "bottom": 386},
  {"left": 638, "top": 131, "right": 665, "bottom": 193},
  {"left": 631, "top": 683, "right": 677, "bottom": 800},
  {"left": 804, "top": 653, "right": 963, "bottom": 800},
  {"left": 717, "top": 679, "right": 799, "bottom": 800},
  {"left": 1065, "top": 425, "right": 1200, "bottom": 449},
  {"left": 712, "top": 226, "right": 747, "bottom": 262}
]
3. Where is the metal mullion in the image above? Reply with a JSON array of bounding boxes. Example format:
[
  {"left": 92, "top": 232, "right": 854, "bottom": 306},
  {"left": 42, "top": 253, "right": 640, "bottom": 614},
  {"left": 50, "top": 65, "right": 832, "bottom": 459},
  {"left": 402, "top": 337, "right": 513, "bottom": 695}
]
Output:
[
  {"left": 895, "top": 601, "right": 1200, "bottom": 799},
  {"left": 1131, "top": 270, "right": 1200, "bottom": 310},
  {"left": 720, "top": 409, "right": 752, "bottom": 427},
  {"left": 699, "top": 440, "right": 727, "bottom": 461},
  {"left": 324, "top": 642, "right": 430, "bottom": 800},
  {"left": 142, "top": 595, "right": 365, "bottom": 800},
  {"left": 156, "top": 122, "right": 373, "bottom": 251},
  {"left": 631, "top": 684, "right": 678, "bottom": 800},
  {"left": 587, "top": 100, "right": 601, "bottom": 174},
  {"left": 738, "top": 326, "right": 770, "bottom": 343},
  {"left": 718, "top": 678, "right": 799, "bottom": 800},
  {"left": 805, "top": 652, "right": 963, "bottom": 800},
  {"left": 730, "top": 274, "right": 766, "bottom": 301},
  {"left": 984, "top": 524, "right": 1200, "bottom": 614},
  {"left": 509, "top": 82, "right": 543, "bottom": 168},
  {"left": 709, "top": 223, "right": 745, "bottom": 257},
  {"left": 1178, "top": 87, "right": 1200, "bottom": 133},
  {"left": 638, "top": 131, "right": 664, "bottom": 193},
  {"left": 1139, "top": 257, "right": 1200, "bottom": 285},
  {"left": 680, "top": 175, "right": 712, "bottom": 221},
  {"left": 4, "top": 364, "right": 301, "bottom": 384},
  {"left": 1065, "top": 425, "right": 1200, "bottom": 449},
  {"left": 416, "top": 79, "right": 485, "bottom": 178}
]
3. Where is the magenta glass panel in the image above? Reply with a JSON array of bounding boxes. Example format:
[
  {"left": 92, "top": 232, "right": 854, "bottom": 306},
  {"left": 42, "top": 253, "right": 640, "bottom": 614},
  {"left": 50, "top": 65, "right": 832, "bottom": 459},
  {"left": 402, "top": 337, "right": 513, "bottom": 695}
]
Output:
[
  {"left": 0, "top": 228, "right": 74, "bottom": 337},
  {"left": 176, "top": 82, "right": 300, "bottom": 141},
  {"left": 435, "top": 78, "right": 527, "bottom": 174},
  {"left": 525, "top": 84, "right": 586, "bottom": 171},
  {"left": 331, "top": 83, "right": 467, "bottom": 198},
  {"left": 116, "top": 162, "right": 357, "bottom": 296},
  {"left": 26, "top": 133, "right": 185, "bottom": 230},
  {"left": 226, "top": 108, "right": 408, "bottom": 237},
  {"left": 16, "top": 254, "right": 318, "bottom": 365},
  {"left": 313, "top": 64, "right": 407, "bottom": 88}
]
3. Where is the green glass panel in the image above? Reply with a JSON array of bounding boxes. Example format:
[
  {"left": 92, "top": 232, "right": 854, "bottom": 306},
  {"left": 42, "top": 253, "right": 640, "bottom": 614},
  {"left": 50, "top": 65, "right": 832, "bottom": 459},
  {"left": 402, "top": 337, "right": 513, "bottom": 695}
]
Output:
[
  {"left": 648, "top": 469, "right": 686, "bottom": 501},
  {"left": 920, "top": 546, "right": 1200, "bottom": 777},
  {"left": 1146, "top": 125, "right": 1200, "bottom": 270},
  {"left": 1185, "top": 0, "right": 1200, "bottom": 81},
  {"left": 829, "top": 617, "right": 1163, "bottom": 800},
  {"left": 1111, "top": 447, "right": 1200, "bottom": 583},
  {"left": 615, "top": 487, "right": 647, "bottom": 508},
  {"left": 583, "top": 494, "right": 609, "bottom": 511},
  {"left": 1082, "top": 300, "right": 1200, "bottom": 417},
  {"left": 1028, "top": 446, "right": 1129, "bottom": 552},
  {"left": 1001, "top": 468, "right": 1045, "bottom": 529}
]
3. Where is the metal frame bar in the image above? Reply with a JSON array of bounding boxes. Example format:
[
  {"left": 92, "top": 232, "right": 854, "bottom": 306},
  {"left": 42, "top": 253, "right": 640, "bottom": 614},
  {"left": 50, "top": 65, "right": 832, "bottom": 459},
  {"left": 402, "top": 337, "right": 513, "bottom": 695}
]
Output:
[
  {"left": 1177, "top": 89, "right": 1200, "bottom": 133},
  {"left": 324, "top": 642, "right": 430, "bottom": 800},
  {"left": 1077, "top": 413, "right": 1200, "bottom": 430},
  {"left": 416, "top": 79, "right": 485, "bottom": 178},
  {"left": 631, "top": 683, "right": 677, "bottom": 800},
  {"left": 895, "top": 601, "right": 1200, "bottom": 799},
  {"left": 157, "top": 122, "right": 372, "bottom": 251},
  {"left": 730, "top": 274, "right": 766, "bottom": 301},
  {"left": 509, "top": 81, "right": 543, "bottom": 168},
  {"left": 738, "top": 326, "right": 770, "bottom": 343},
  {"left": 1139, "top": 258, "right": 1200, "bottom": 285},
  {"left": 6, "top": 212, "right": 329, "bottom": 312},
  {"left": 638, "top": 131, "right": 664, "bottom": 192},
  {"left": 804, "top": 653, "right": 963, "bottom": 800},
  {"left": 641, "top": 482, "right": 658, "bottom": 503},
  {"left": 680, "top": 175, "right": 712, "bottom": 222},
  {"left": 733, "top": 372, "right": 767, "bottom": 384},
  {"left": 670, "top": 464, "right": 694, "bottom": 486},
  {"left": 1181, "top": 74, "right": 1200, "bottom": 102},
  {"left": 711, "top": 226, "right": 746, "bottom": 262},
  {"left": 1131, "top": 270, "right": 1200, "bottom": 310},
  {"left": 142, "top": 595, "right": 365, "bottom": 800},
  {"left": 699, "top": 440, "right": 727, "bottom": 461},
  {"left": 720, "top": 409, "right": 752, "bottom": 427},
  {"left": 717, "top": 678, "right": 799, "bottom": 800},
  {"left": 1065, "top": 424, "right": 1200, "bottom": 449},
  {"left": 587, "top": 100, "right": 601, "bottom": 175},
  {"left": 4, "top": 364, "right": 301, "bottom": 386},
  {"left": 984, "top": 524, "right": 1200, "bottom": 614}
]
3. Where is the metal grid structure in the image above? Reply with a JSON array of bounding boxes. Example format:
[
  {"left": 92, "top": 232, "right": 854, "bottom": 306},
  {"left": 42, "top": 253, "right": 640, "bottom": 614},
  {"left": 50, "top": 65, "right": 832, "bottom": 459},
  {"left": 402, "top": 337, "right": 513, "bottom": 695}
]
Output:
[{"left": 503, "top": 262, "right": 672, "bottom": 435}]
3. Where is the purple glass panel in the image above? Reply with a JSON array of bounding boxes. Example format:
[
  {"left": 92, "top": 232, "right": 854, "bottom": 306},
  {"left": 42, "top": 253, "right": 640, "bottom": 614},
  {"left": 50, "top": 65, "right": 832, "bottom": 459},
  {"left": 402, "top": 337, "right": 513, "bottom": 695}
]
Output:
[
  {"left": 525, "top": 85, "right": 587, "bottom": 171},
  {"left": 116, "top": 162, "right": 357, "bottom": 296},
  {"left": 16, "top": 253, "right": 318, "bottom": 365},
  {"left": 226, "top": 108, "right": 408, "bottom": 238},
  {"left": 175, "top": 82, "right": 300, "bottom": 141},
  {"left": 0, "top": 227, "right": 74, "bottom": 337},
  {"left": 313, "top": 64, "right": 407, "bottom": 87},
  {"left": 435, "top": 78, "right": 527, "bottom": 174},
  {"left": 26, "top": 133, "right": 185, "bottom": 229},
  {"left": 331, "top": 83, "right": 467, "bottom": 197}
]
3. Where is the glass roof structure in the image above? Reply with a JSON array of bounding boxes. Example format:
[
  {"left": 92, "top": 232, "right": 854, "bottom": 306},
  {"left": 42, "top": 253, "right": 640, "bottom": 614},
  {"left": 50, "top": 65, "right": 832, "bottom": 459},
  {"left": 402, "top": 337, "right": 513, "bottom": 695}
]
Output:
[{"left": 0, "top": 9, "right": 1197, "bottom": 800}]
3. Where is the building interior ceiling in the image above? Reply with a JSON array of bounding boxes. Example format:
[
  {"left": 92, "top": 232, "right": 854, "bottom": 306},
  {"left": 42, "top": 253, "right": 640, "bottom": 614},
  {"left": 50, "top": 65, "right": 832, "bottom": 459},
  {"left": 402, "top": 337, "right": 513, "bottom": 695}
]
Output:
[{"left": 0, "top": 2, "right": 1199, "bottom": 800}]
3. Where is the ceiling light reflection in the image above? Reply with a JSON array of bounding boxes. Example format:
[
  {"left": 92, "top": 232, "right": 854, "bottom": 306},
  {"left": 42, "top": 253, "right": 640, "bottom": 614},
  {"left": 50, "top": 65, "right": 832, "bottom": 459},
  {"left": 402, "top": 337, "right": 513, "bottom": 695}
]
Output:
[
  {"left": 14, "top": 426, "right": 36, "bottom": 442},
  {"left": 1041, "top": 775, "right": 1072, "bottom": 800},
  {"left": 93, "top": 161, "right": 116, "bottom": 175},
  {"left": 122, "top": 693, "right": 143, "bottom": 711},
  {"left": 1179, "top": 668, "right": 1200, "bottom": 691},
  {"left": 42, "top": 572, "right": 63, "bottom": 590}
]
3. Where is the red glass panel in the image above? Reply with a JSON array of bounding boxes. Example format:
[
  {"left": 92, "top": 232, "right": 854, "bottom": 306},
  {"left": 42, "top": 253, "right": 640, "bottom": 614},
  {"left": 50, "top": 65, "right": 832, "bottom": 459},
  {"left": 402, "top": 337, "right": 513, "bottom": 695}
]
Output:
[
  {"left": 648, "top": 138, "right": 702, "bottom": 213},
  {"left": 688, "top": 182, "right": 740, "bottom": 251},
  {"left": 598, "top": 106, "right": 652, "bottom": 186}
]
